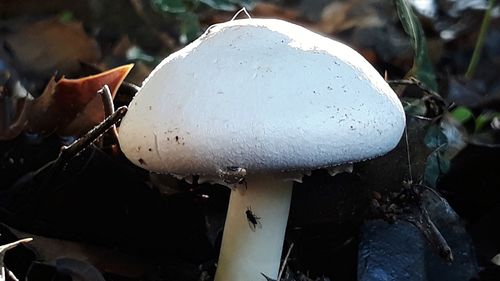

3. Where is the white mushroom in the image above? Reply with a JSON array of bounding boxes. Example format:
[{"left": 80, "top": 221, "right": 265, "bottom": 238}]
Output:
[{"left": 118, "top": 18, "right": 405, "bottom": 281}]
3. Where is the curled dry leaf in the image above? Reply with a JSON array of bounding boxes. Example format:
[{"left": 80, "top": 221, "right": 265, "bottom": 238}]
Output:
[
  {"left": 0, "top": 237, "right": 33, "bottom": 281},
  {"left": 251, "top": 3, "right": 304, "bottom": 23},
  {"left": 317, "top": 0, "right": 384, "bottom": 35},
  {"left": 3, "top": 18, "right": 101, "bottom": 77},
  {"left": 51, "top": 258, "right": 106, "bottom": 281},
  {"left": 6, "top": 225, "right": 149, "bottom": 279},
  {"left": 492, "top": 253, "right": 500, "bottom": 266},
  {"left": 26, "top": 64, "right": 133, "bottom": 137}
]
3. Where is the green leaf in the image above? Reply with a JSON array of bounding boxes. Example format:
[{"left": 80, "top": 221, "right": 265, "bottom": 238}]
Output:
[
  {"left": 423, "top": 115, "right": 467, "bottom": 187},
  {"left": 395, "top": 0, "right": 438, "bottom": 91},
  {"left": 403, "top": 98, "right": 427, "bottom": 116},
  {"left": 153, "top": 0, "right": 188, "bottom": 13},
  {"left": 475, "top": 111, "right": 500, "bottom": 132},
  {"left": 179, "top": 12, "right": 201, "bottom": 43},
  {"left": 423, "top": 149, "right": 450, "bottom": 188},
  {"left": 424, "top": 125, "right": 447, "bottom": 149},
  {"left": 450, "top": 106, "right": 474, "bottom": 124},
  {"left": 439, "top": 113, "right": 468, "bottom": 158},
  {"left": 200, "top": 0, "right": 238, "bottom": 11},
  {"left": 423, "top": 125, "right": 453, "bottom": 188},
  {"left": 58, "top": 10, "right": 74, "bottom": 23},
  {"left": 199, "top": 0, "right": 253, "bottom": 11}
]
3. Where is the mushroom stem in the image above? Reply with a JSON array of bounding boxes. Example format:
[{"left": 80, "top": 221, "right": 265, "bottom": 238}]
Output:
[{"left": 215, "top": 174, "right": 293, "bottom": 281}]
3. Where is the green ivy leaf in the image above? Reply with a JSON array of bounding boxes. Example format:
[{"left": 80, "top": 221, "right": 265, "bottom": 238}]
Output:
[
  {"left": 153, "top": 0, "right": 188, "bottom": 13},
  {"left": 58, "top": 10, "right": 74, "bottom": 23},
  {"left": 200, "top": 0, "right": 238, "bottom": 11},
  {"left": 402, "top": 98, "right": 427, "bottom": 116},
  {"left": 179, "top": 12, "right": 201, "bottom": 43},
  {"left": 423, "top": 149, "right": 450, "bottom": 188},
  {"left": 424, "top": 125, "right": 447, "bottom": 149},
  {"left": 395, "top": 0, "right": 438, "bottom": 91},
  {"left": 200, "top": 0, "right": 253, "bottom": 10},
  {"left": 451, "top": 106, "right": 474, "bottom": 124},
  {"left": 422, "top": 115, "right": 468, "bottom": 187},
  {"left": 475, "top": 111, "right": 500, "bottom": 132}
]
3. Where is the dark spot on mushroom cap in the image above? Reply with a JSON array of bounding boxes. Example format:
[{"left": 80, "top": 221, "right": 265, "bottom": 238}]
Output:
[
  {"left": 148, "top": 148, "right": 152, "bottom": 152},
  {"left": 175, "top": 136, "right": 179, "bottom": 142},
  {"left": 138, "top": 158, "right": 146, "bottom": 165}
]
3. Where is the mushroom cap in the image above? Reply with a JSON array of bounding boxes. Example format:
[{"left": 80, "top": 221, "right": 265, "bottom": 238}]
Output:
[{"left": 118, "top": 18, "right": 406, "bottom": 176}]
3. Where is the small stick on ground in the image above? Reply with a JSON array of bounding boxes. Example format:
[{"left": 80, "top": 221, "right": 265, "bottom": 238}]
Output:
[
  {"left": 387, "top": 78, "right": 445, "bottom": 104},
  {"left": 0, "top": 238, "right": 33, "bottom": 281},
  {"left": 277, "top": 242, "right": 294, "bottom": 281},
  {"left": 6, "top": 269, "right": 19, "bottom": 281},
  {"left": 260, "top": 243, "right": 294, "bottom": 281},
  {"left": 406, "top": 205, "right": 453, "bottom": 263},
  {"left": 97, "top": 85, "right": 120, "bottom": 143},
  {"left": 41, "top": 106, "right": 128, "bottom": 185}
]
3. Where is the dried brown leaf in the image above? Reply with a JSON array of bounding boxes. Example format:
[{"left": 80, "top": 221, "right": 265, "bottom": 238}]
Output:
[
  {"left": 317, "top": 0, "right": 384, "bottom": 34},
  {"left": 4, "top": 18, "right": 101, "bottom": 76},
  {"left": 26, "top": 64, "right": 133, "bottom": 137}
]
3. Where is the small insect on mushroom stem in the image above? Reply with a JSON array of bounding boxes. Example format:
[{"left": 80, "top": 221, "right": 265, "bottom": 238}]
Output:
[{"left": 246, "top": 206, "right": 261, "bottom": 231}]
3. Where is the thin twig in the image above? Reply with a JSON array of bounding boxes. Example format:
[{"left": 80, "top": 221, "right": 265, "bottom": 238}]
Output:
[
  {"left": 387, "top": 78, "right": 444, "bottom": 104},
  {"left": 406, "top": 206, "right": 453, "bottom": 263},
  {"left": 277, "top": 243, "right": 294, "bottom": 281},
  {"left": 465, "top": 0, "right": 497, "bottom": 79},
  {"left": 0, "top": 238, "right": 32, "bottom": 281},
  {"left": 42, "top": 106, "right": 128, "bottom": 185},
  {"left": 260, "top": 273, "right": 275, "bottom": 281},
  {"left": 404, "top": 126, "right": 413, "bottom": 183},
  {"left": 55, "top": 107, "right": 127, "bottom": 168},
  {"left": 417, "top": 183, "right": 449, "bottom": 207},
  {"left": 97, "top": 85, "right": 120, "bottom": 143},
  {"left": 421, "top": 206, "right": 453, "bottom": 262},
  {"left": 6, "top": 269, "right": 19, "bottom": 281},
  {"left": 231, "top": 7, "right": 252, "bottom": 21}
]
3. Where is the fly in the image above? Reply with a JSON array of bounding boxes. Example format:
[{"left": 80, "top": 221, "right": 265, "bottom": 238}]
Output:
[{"left": 246, "top": 206, "right": 261, "bottom": 231}]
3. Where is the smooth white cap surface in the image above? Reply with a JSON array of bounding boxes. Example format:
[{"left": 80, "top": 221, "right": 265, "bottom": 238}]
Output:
[{"left": 118, "top": 18, "right": 405, "bottom": 176}]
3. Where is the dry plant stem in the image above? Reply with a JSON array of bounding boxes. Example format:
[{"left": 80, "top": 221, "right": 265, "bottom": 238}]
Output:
[
  {"left": 406, "top": 205, "right": 453, "bottom": 263},
  {"left": 43, "top": 106, "right": 128, "bottom": 184},
  {"left": 55, "top": 106, "right": 127, "bottom": 167},
  {"left": 404, "top": 126, "right": 413, "bottom": 183},
  {"left": 465, "top": 0, "right": 497, "bottom": 79},
  {"left": 6, "top": 269, "right": 19, "bottom": 281},
  {"left": 420, "top": 206, "right": 453, "bottom": 262},
  {"left": 387, "top": 78, "right": 444, "bottom": 103},
  {"left": 0, "top": 238, "right": 33, "bottom": 281},
  {"left": 231, "top": 7, "right": 252, "bottom": 21},
  {"left": 277, "top": 243, "right": 294, "bottom": 281},
  {"left": 97, "top": 85, "right": 120, "bottom": 143}
]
